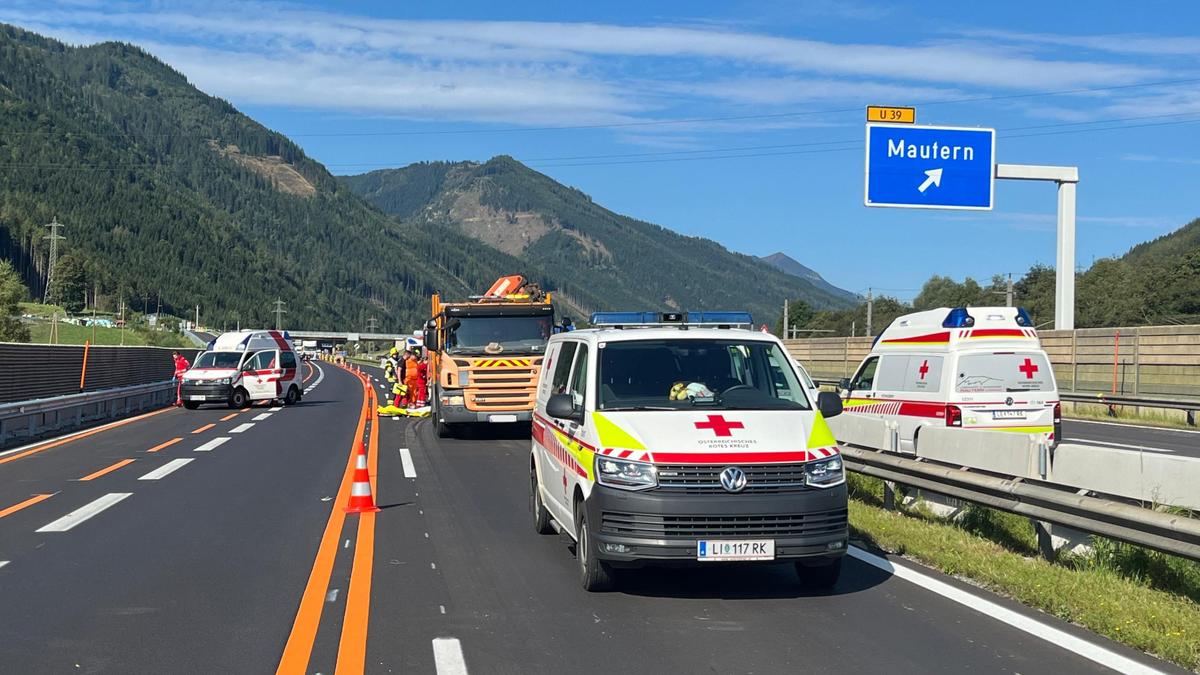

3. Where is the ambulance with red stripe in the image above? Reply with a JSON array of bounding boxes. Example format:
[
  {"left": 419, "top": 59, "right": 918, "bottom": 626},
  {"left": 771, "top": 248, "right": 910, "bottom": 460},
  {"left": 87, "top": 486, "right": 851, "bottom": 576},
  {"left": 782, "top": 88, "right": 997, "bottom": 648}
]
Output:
[
  {"left": 530, "top": 311, "right": 849, "bottom": 591},
  {"left": 180, "top": 330, "right": 303, "bottom": 409},
  {"left": 840, "top": 307, "right": 1060, "bottom": 453}
]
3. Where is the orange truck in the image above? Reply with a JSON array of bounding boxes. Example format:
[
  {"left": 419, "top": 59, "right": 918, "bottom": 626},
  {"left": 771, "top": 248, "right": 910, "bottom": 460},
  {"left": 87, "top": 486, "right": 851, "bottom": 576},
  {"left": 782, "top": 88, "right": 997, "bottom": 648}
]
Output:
[{"left": 423, "top": 276, "right": 555, "bottom": 437}]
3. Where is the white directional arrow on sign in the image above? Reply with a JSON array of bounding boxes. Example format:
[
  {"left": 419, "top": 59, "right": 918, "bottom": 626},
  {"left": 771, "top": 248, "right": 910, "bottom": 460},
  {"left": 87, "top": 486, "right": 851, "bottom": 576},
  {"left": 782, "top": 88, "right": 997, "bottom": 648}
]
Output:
[{"left": 918, "top": 168, "right": 943, "bottom": 193}]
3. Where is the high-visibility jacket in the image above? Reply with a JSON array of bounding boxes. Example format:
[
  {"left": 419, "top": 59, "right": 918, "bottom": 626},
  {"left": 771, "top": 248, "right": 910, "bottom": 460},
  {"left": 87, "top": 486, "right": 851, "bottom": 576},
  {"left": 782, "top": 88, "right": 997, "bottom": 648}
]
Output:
[{"left": 173, "top": 354, "right": 190, "bottom": 378}]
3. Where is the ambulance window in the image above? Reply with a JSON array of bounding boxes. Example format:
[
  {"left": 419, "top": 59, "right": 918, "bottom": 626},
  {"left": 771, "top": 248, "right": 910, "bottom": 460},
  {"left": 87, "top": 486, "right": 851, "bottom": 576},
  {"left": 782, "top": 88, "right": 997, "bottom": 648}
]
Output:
[
  {"left": 849, "top": 357, "right": 879, "bottom": 391},
  {"left": 874, "top": 356, "right": 909, "bottom": 392},
  {"left": 247, "top": 351, "right": 273, "bottom": 371},
  {"left": 567, "top": 345, "right": 589, "bottom": 408},
  {"left": 550, "top": 342, "right": 577, "bottom": 396},
  {"left": 903, "top": 356, "right": 942, "bottom": 393},
  {"left": 728, "top": 345, "right": 753, "bottom": 387},
  {"left": 955, "top": 352, "right": 1054, "bottom": 393},
  {"left": 765, "top": 353, "right": 793, "bottom": 397},
  {"left": 281, "top": 351, "right": 297, "bottom": 370}
]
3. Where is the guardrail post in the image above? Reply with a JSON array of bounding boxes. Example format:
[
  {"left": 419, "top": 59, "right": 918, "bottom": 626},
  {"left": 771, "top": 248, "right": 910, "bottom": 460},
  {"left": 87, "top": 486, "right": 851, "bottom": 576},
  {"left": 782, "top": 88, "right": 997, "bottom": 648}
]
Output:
[
  {"left": 1034, "top": 520, "right": 1056, "bottom": 561},
  {"left": 1188, "top": 410, "right": 1196, "bottom": 427},
  {"left": 883, "top": 481, "right": 897, "bottom": 511}
]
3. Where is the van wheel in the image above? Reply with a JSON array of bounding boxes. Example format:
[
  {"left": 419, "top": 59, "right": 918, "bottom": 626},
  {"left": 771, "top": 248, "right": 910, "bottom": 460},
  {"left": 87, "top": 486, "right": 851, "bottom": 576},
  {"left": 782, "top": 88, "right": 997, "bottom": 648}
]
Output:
[
  {"left": 575, "top": 503, "right": 614, "bottom": 592},
  {"left": 796, "top": 558, "right": 842, "bottom": 590},
  {"left": 183, "top": 401, "right": 199, "bottom": 410},
  {"left": 531, "top": 462, "right": 554, "bottom": 535},
  {"left": 284, "top": 386, "right": 300, "bottom": 406},
  {"left": 228, "top": 388, "right": 248, "bottom": 409}
]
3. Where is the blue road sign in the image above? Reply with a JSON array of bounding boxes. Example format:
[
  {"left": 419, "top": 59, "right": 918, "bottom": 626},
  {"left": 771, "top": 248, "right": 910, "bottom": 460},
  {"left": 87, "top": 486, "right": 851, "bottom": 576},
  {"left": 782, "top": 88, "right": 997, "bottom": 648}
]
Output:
[{"left": 865, "top": 124, "right": 995, "bottom": 210}]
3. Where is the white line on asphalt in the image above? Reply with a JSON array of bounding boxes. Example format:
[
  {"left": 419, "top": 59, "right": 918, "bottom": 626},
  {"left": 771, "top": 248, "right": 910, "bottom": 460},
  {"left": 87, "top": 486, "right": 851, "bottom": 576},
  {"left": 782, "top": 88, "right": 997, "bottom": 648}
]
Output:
[
  {"left": 439, "top": 605, "right": 445, "bottom": 614},
  {"left": 399, "top": 448, "right": 416, "bottom": 478},
  {"left": 432, "top": 638, "right": 468, "bottom": 675},
  {"left": 194, "top": 437, "right": 230, "bottom": 452},
  {"left": 0, "top": 561, "right": 8, "bottom": 570},
  {"left": 1069, "top": 438, "right": 1174, "bottom": 453},
  {"left": 138, "top": 458, "right": 195, "bottom": 480},
  {"left": 344, "top": 539, "right": 350, "bottom": 549},
  {"left": 326, "top": 588, "right": 339, "bottom": 602},
  {"left": 252, "top": 413, "right": 273, "bottom": 421},
  {"left": 269, "top": 406, "right": 283, "bottom": 412},
  {"left": 229, "top": 423, "right": 255, "bottom": 434},
  {"left": 847, "top": 547, "right": 1165, "bottom": 675},
  {"left": 1068, "top": 417, "right": 1200, "bottom": 435},
  {"left": 36, "top": 493, "right": 132, "bottom": 532},
  {"left": 431, "top": 563, "right": 436, "bottom": 570},
  {"left": 304, "top": 362, "right": 325, "bottom": 394}
]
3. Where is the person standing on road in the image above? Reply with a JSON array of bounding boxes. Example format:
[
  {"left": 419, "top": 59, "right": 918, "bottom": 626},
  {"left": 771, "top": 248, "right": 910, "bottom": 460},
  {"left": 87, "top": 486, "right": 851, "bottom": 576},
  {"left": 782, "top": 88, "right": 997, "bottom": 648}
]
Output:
[{"left": 172, "top": 350, "right": 190, "bottom": 406}]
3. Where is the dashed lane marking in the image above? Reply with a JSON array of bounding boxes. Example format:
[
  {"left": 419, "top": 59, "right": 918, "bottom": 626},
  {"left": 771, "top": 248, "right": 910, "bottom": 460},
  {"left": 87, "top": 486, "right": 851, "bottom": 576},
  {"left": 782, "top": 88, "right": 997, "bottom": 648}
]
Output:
[
  {"left": 0, "top": 407, "right": 175, "bottom": 464},
  {"left": 220, "top": 412, "right": 240, "bottom": 422},
  {"left": 0, "top": 561, "right": 8, "bottom": 570},
  {"left": 78, "top": 458, "right": 136, "bottom": 481},
  {"left": 269, "top": 407, "right": 283, "bottom": 412},
  {"left": 191, "top": 423, "right": 216, "bottom": 434},
  {"left": 147, "top": 437, "right": 183, "bottom": 453},
  {"left": 194, "top": 437, "right": 231, "bottom": 452},
  {"left": 0, "top": 493, "right": 56, "bottom": 519},
  {"left": 138, "top": 458, "right": 194, "bottom": 481},
  {"left": 1066, "top": 439, "right": 1175, "bottom": 453},
  {"left": 230, "top": 423, "right": 255, "bottom": 434},
  {"left": 35, "top": 493, "right": 131, "bottom": 532},
  {"left": 399, "top": 448, "right": 416, "bottom": 478},
  {"left": 253, "top": 413, "right": 273, "bottom": 421},
  {"left": 847, "top": 547, "right": 1165, "bottom": 675},
  {"left": 326, "top": 589, "right": 339, "bottom": 603},
  {"left": 432, "top": 638, "right": 469, "bottom": 675}
]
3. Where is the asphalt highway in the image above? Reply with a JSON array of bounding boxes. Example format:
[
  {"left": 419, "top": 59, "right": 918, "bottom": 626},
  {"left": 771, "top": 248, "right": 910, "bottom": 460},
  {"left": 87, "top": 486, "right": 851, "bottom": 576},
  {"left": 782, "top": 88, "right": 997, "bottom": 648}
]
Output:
[
  {"left": 0, "top": 362, "right": 1182, "bottom": 674},
  {"left": 1063, "top": 419, "right": 1200, "bottom": 458}
]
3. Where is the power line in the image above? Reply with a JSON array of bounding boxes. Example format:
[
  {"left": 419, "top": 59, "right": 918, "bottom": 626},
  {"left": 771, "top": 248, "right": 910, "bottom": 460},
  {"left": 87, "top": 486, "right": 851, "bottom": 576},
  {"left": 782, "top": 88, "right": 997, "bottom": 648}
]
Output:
[{"left": 42, "top": 217, "right": 66, "bottom": 305}]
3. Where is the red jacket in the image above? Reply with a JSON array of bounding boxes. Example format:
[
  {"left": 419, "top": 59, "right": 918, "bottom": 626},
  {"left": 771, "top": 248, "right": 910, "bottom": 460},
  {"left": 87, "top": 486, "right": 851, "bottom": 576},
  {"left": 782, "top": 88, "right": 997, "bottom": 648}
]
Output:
[{"left": 173, "top": 354, "right": 190, "bottom": 377}]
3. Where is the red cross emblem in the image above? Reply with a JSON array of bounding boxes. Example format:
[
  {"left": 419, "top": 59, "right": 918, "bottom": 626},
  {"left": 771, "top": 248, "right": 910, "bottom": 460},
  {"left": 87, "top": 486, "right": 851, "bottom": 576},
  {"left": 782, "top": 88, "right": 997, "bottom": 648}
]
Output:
[
  {"left": 694, "top": 414, "right": 744, "bottom": 437},
  {"left": 918, "top": 359, "right": 929, "bottom": 380},
  {"left": 1018, "top": 358, "right": 1039, "bottom": 379}
]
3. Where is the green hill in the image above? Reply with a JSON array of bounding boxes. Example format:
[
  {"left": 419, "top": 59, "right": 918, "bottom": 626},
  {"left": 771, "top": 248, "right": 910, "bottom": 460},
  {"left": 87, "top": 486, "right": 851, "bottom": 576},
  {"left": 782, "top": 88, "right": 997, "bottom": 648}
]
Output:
[{"left": 340, "top": 158, "right": 852, "bottom": 323}]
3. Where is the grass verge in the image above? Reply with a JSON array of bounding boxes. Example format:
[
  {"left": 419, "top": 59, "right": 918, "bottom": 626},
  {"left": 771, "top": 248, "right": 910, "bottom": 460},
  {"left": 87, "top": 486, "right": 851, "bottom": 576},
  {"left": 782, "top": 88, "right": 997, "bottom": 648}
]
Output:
[
  {"left": 27, "top": 322, "right": 189, "bottom": 347},
  {"left": 847, "top": 474, "right": 1200, "bottom": 670}
]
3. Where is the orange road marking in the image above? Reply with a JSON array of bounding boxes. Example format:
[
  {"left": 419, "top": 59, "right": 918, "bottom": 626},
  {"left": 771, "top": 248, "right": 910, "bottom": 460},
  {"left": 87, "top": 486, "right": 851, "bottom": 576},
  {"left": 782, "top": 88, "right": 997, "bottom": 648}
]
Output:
[
  {"left": 335, "top": 383, "right": 380, "bottom": 675},
  {"left": 147, "top": 437, "right": 183, "bottom": 453},
  {"left": 191, "top": 423, "right": 215, "bottom": 434},
  {"left": 0, "top": 493, "right": 56, "bottom": 519},
  {"left": 220, "top": 412, "right": 240, "bottom": 421},
  {"left": 79, "top": 458, "right": 136, "bottom": 481},
  {"left": 276, "top": 371, "right": 369, "bottom": 675},
  {"left": 0, "top": 407, "right": 176, "bottom": 467}
]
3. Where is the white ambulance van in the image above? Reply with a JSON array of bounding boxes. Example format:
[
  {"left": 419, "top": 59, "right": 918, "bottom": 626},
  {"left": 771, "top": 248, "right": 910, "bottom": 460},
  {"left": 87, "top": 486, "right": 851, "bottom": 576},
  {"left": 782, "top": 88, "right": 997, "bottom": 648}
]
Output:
[
  {"left": 840, "top": 307, "right": 1060, "bottom": 453},
  {"left": 180, "top": 330, "right": 304, "bottom": 409},
  {"left": 530, "top": 311, "right": 849, "bottom": 591}
]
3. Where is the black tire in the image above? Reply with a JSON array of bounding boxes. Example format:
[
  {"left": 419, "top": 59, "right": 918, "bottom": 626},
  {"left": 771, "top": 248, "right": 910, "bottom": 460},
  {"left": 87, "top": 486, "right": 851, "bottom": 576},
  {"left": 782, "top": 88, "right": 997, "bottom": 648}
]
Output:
[
  {"left": 183, "top": 401, "right": 199, "bottom": 410},
  {"left": 575, "top": 502, "right": 614, "bottom": 592},
  {"left": 228, "top": 388, "right": 249, "bottom": 409},
  {"left": 284, "top": 385, "right": 300, "bottom": 406},
  {"left": 796, "top": 557, "right": 843, "bottom": 590},
  {"left": 531, "top": 460, "right": 554, "bottom": 535}
]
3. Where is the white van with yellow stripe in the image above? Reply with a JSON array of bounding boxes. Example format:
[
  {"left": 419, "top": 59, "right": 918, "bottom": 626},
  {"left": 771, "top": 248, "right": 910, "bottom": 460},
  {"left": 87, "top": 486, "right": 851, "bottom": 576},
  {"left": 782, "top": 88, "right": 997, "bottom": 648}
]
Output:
[{"left": 530, "top": 312, "right": 849, "bottom": 591}]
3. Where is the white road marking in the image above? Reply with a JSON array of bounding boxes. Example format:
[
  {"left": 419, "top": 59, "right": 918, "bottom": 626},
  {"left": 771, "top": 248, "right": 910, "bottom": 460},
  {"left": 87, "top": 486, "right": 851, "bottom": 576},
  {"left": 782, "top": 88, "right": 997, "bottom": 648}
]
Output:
[
  {"left": 439, "top": 605, "right": 445, "bottom": 614},
  {"left": 138, "top": 458, "right": 194, "bottom": 481},
  {"left": 0, "top": 561, "right": 8, "bottom": 569},
  {"left": 847, "top": 547, "right": 1165, "bottom": 674},
  {"left": 344, "top": 539, "right": 350, "bottom": 549},
  {"left": 430, "top": 563, "right": 437, "bottom": 570},
  {"left": 399, "top": 448, "right": 417, "bottom": 478},
  {"left": 1068, "top": 417, "right": 1200, "bottom": 435},
  {"left": 326, "top": 589, "right": 339, "bottom": 602},
  {"left": 304, "top": 362, "right": 325, "bottom": 394},
  {"left": 432, "top": 638, "right": 468, "bottom": 675},
  {"left": 269, "top": 406, "right": 283, "bottom": 412},
  {"left": 36, "top": 493, "right": 131, "bottom": 532},
  {"left": 252, "top": 413, "right": 273, "bottom": 421},
  {"left": 230, "top": 423, "right": 255, "bottom": 434},
  {"left": 194, "top": 437, "right": 230, "bottom": 452},
  {"left": 1070, "top": 438, "right": 1174, "bottom": 453}
]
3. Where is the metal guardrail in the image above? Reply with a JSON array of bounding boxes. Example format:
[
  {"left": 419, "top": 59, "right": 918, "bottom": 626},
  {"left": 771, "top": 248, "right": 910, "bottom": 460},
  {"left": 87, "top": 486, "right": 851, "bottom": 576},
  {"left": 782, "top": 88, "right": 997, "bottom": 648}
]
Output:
[
  {"left": 842, "top": 444, "right": 1200, "bottom": 562},
  {"left": 0, "top": 380, "right": 176, "bottom": 449}
]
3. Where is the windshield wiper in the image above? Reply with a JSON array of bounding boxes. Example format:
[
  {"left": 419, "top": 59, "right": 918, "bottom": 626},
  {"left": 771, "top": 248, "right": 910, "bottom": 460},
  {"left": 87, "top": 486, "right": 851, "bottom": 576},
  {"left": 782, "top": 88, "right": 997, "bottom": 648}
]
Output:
[{"left": 602, "top": 405, "right": 677, "bottom": 411}]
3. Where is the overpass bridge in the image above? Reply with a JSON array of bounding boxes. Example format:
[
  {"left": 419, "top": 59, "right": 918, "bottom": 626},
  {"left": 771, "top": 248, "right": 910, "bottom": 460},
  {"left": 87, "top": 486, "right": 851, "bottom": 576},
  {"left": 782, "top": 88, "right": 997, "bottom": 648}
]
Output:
[{"left": 287, "top": 330, "right": 412, "bottom": 343}]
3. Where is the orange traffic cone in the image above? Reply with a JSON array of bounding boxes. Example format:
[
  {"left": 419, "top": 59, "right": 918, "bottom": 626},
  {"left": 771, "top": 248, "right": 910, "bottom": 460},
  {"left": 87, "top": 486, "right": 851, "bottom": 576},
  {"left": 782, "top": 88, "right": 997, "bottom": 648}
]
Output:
[{"left": 345, "top": 441, "right": 380, "bottom": 513}]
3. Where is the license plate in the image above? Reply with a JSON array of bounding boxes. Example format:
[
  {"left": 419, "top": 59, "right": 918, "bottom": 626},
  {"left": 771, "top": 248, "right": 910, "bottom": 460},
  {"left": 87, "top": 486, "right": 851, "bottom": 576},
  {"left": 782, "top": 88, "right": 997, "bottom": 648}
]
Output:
[
  {"left": 992, "top": 410, "right": 1026, "bottom": 419},
  {"left": 697, "top": 539, "right": 775, "bottom": 562},
  {"left": 488, "top": 414, "right": 518, "bottom": 423},
  {"left": 188, "top": 395, "right": 205, "bottom": 401}
]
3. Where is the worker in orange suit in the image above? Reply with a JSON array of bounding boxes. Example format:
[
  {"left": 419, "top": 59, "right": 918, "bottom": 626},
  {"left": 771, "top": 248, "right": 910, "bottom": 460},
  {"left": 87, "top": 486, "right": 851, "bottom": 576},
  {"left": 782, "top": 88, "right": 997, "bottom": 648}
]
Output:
[{"left": 403, "top": 347, "right": 424, "bottom": 408}]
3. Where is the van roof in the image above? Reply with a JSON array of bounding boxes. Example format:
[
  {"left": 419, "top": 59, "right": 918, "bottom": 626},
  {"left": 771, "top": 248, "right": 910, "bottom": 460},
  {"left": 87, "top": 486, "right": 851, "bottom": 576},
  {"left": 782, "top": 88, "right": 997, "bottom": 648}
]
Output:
[
  {"left": 211, "top": 329, "right": 294, "bottom": 352},
  {"left": 552, "top": 326, "right": 780, "bottom": 345},
  {"left": 873, "top": 306, "right": 1041, "bottom": 352}
]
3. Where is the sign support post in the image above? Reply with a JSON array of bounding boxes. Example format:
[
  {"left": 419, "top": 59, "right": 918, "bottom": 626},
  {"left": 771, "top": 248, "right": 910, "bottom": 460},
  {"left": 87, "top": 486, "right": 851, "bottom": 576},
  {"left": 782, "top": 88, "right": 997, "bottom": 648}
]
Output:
[{"left": 994, "top": 164, "right": 1079, "bottom": 330}]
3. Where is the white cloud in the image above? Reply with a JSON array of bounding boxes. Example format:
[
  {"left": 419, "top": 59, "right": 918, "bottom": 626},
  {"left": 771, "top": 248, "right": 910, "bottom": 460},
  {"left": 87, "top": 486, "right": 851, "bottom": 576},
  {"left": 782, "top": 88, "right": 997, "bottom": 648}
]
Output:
[{"left": 961, "top": 29, "right": 1200, "bottom": 57}]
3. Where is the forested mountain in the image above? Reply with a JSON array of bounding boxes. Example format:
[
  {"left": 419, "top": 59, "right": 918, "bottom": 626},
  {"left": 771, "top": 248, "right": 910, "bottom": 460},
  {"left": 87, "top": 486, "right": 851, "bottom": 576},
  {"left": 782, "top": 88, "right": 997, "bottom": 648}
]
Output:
[
  {"left": 340, "top": 159, "right": 852, "bottom": 323},
  {"left": 760, "top": 252, "right": 857, "bottom": 303}
]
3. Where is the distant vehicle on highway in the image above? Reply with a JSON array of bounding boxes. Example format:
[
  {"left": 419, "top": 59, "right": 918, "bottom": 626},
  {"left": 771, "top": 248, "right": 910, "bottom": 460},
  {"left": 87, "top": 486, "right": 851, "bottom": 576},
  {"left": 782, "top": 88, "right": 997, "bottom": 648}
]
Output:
[
  {"left": 840, "top": 306, "right": 1061, "bottom": 452},
  {"left": 180, "top": 330, "right": 304, "bottom": 409},
  {"left": 296, "top": 339, "right": 318, "bottom": 361},
  {"left": 531, "top": 311, "right": 848, "bottom": 591}
]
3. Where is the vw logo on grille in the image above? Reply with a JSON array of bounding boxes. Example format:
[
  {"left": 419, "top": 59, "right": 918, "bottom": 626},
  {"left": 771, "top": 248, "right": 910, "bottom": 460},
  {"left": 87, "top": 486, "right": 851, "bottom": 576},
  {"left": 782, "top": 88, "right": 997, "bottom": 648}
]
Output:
[{"left": 719, "top": 466, "right": 747, "bottom": 493}]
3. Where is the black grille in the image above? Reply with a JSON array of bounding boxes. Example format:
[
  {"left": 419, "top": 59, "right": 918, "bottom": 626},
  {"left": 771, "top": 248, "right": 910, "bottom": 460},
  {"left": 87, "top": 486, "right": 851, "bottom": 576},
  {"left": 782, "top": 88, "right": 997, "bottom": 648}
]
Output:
[
  {"left": 655, "top": 463, "right": 809, "bottom": 493},
  {"left": 601, "top": 509, "right": 847, "bottom": 538}
]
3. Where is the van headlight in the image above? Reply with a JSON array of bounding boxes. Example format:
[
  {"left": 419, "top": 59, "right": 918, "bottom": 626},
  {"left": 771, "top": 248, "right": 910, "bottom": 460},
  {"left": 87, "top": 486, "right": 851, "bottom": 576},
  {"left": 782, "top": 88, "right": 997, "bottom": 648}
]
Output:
[
  {"left": 596, "top": 457, "right": 657, "bottom": 491},
  {"left": 805, "top": 456, "right": 845, "bottom": 488},
  {"left": 217, "top": 378, "right": 231, "bottom": 385}
]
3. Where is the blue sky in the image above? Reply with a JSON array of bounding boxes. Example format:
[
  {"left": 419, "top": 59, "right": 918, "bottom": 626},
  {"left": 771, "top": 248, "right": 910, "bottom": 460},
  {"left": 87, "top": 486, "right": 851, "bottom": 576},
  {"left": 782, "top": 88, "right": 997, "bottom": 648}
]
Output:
[{"left": 4, "top": 0, "right": 1199, "bottom": 300}]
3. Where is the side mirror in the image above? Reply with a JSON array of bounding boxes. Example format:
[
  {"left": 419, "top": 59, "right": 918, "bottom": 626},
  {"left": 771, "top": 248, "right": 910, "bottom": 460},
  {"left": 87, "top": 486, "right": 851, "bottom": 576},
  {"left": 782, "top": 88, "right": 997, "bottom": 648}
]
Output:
[
  {"left": 547, "top": 393, "right": 581, "bottom": 422},
  {"left": 838, "top": 378, "right": 851, "bottom": 391},
  {"left": 423, "top": 328, "right": 440, "bottom": 353},
  {"left": 817, "top": 391, "right": 843, "bottom": 418}
]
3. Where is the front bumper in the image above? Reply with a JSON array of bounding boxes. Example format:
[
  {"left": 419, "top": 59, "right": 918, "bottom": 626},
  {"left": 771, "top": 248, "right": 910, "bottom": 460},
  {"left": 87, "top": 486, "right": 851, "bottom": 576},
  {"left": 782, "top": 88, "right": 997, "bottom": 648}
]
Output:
[
  {"left": 437, "top": 403, "right": 532, "bottom": 424},
  {"left": 180, "top": 382, "right": 232, "bottom": 402},
  {"left": 585, "top": 483, "right": 848, "bottom": 566}
]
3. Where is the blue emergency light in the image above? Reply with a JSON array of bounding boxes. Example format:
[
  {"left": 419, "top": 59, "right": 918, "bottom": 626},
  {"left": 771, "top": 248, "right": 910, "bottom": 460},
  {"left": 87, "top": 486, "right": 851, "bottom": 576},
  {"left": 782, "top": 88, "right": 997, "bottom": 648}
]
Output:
[
  {"left": 1015, "top": 307, "right": 1033, "bottom": 327},
  {"left": 942, "top": 307, "right": 975, "bottom": 328},
  {"left": 589, "top": 311, "right": 753, "bottom": 328}
]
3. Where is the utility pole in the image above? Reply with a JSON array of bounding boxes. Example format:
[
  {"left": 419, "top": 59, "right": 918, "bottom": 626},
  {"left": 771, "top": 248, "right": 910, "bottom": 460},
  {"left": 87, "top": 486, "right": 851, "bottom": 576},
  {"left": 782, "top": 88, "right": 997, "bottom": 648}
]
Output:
[
  {"left": 865, "top": 288, "right": 874, "bottom": 337},
  {"left": 195, "top": 304, "right": 200, "bottom": 330},
  {"left": 42, "top": 217, "right": 65, "bottom": 305},
  {"left": 782, "top": 299, "right": 788, "bottom": 338},
  {"left": 366, "top": 316, "right": 379, "bottom": 333},
  {"left": 1006, "top": 273, "right": 1014, "bottom": 307},
  {"left": 155, "top": 291, "right": 161, "bottom": 330},
  {"left": 119, "top": 298, "right": 126, "bottom": 346},
  {"left": 272, "top": 299, "right": 287, "bottom": 330}
]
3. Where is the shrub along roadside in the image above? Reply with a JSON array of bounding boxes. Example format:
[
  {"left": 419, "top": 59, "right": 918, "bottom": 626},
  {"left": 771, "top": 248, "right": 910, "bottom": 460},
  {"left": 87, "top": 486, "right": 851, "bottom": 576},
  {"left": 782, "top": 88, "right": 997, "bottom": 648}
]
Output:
[{"left": 846, "top": 474, "right": 1200, "bottom": 671}]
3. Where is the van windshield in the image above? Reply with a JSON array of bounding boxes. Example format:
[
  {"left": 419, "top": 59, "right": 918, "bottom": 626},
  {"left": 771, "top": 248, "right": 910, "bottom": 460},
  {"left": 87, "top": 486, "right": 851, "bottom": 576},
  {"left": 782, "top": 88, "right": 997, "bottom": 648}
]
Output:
[
  {"left": 955, "top": 352, "right": 1054, "bottom": 393},
  {"left": 193, "top": 351, "right": 243, "bottom": 369},
  {"left": 597, "top": 339, "right": 811, "bottom": 411}
]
